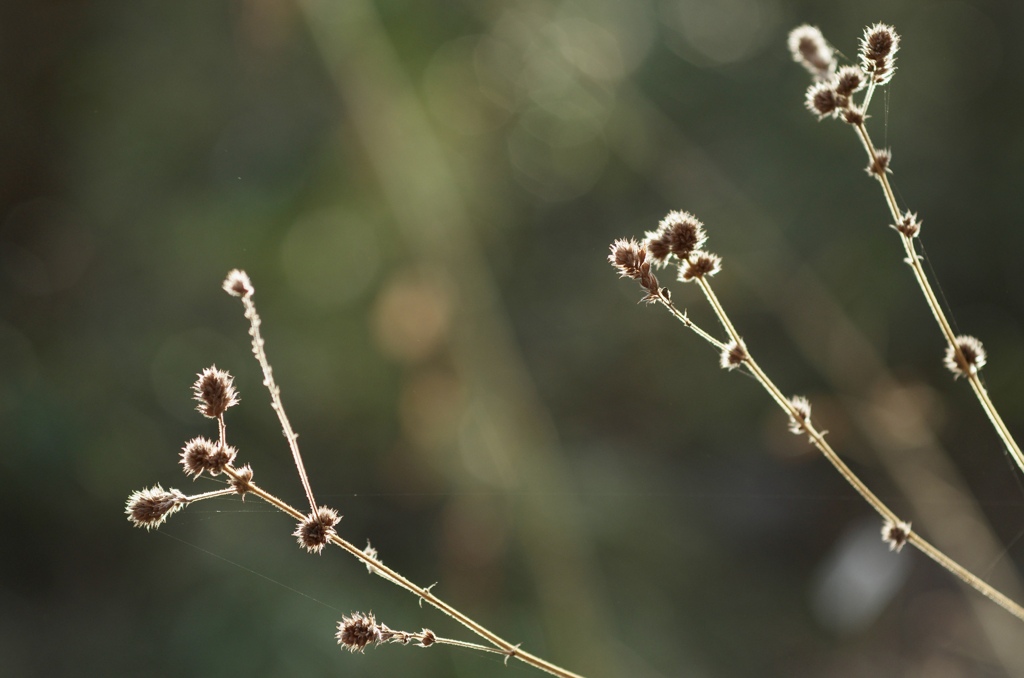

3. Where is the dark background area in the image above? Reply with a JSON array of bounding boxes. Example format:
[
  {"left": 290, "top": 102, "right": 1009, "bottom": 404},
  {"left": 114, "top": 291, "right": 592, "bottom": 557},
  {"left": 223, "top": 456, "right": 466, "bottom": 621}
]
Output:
[{"left": 4, "top": 1, "right": 1024, "bottom": 676}]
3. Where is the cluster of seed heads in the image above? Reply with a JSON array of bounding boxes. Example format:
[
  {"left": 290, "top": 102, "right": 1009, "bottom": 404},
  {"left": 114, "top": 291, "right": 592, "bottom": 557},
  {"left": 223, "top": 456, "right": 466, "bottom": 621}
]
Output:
[{"left": 336, "top": 612, "right": 437, "bottom": 654}]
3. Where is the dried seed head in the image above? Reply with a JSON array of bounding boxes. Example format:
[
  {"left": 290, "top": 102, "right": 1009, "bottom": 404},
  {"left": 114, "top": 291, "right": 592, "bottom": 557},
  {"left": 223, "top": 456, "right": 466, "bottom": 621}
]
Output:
[
  {"left": 787, "top": 395, "right": 812, "bottom": 435},
  {"left": 860, "top": 23, "right": 900, "bottom": 84},
  {"left": 230, "top": 464, "right": 254, "bottom": 496},
  {"left": 294, "top": 506, "right": 342, "bottom": 554},
  {"left": 867, "top": 148, "right": 892, "bottom": 177},
  {"left": 126, "top": 485, "right": 188, "bottom": 530},
  {"left": 833, "top": 65, "right": 866, "bottom": 97},
  {"left": 608, "top": 238, "right": 661, "bottom": 303},
  {"left": 362, "top": 540, "right": 382, "bottom": 575},
  {"left": 892, "top": 210, "right": 920, "bottom": 238},
  {"left": 881, "top": 517, "right": 911, "bottom": 552},
  {"left": 720, "top": 340, "right": 748, "bottom": 370},
  {"left": 180, "top": 436, "right": 236, "bottom": 478},
  {"left": 192, "top": 366, "right": 239, "bottom": 419},
  {"left": 679, "top": 252, "right": 722, "bottom": 281},
  {"left": 788, "top": 25, "right": 835, "bottom": 79},
  {"left": 336, "top": 612, "right": 382, "bottom": 653},
  {"left": 841, "top": 105, "right": 866, "bottom": 126},
  {"left": 944, "top": 335, "right": 986, "bottom": 377},
  {"left": 644, "top": 211, "right": 708, "bottom": 267},
  {"left": 418, "top": 629, "right": 436, "bottom": 647},
  {"left": 223, "top": 269, "right": 254, "bottom": 298},
  {"left": 804, "top": 82, "right": 841, "bottom": 120}
]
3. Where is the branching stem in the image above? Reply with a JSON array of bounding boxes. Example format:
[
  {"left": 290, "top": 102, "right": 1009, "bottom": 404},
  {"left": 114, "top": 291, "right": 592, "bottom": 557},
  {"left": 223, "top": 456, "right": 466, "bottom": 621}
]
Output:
[
  {"left": 219, "top": 465, "right": 585, "bottom": 678},
  {"left": 665, "top": 275, "right": 1024, "bottom": 623},
  {"left": 853, "top": 121, "right": 1024, "bottom": 477}
]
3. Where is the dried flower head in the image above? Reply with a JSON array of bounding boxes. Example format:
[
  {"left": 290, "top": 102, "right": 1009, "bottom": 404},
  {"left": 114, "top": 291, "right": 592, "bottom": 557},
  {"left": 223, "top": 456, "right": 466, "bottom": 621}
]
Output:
[
  {"left": 944, "top": 335, "right": 987, "bottom": 377},
  {"left": 679, "top": 252, "right": 722, "bottom": 281},
  {"left": 833, "top": 65, "right": 866, "bottom": 97},
  {"left": 720, "top": 340, "right": 748, "bottom": 370},
  {"left": 336, "top": 612, "right": 382, "bottom": 653},
  {"left": 192, "top": 366, "right": 239, "bottom": 419},
  {"left": 859, "top": 23, "right": 900, "bottom": 84},
  {"left": 881, "top": 517, "right": 911, "bottom": 552},
  {"left": 788, "top": 25, "right": 835, "bottom": 79},
  {"left": 867, "top": 148, "right": 892, "bottom": 176},
  {"left": 804, "top": 82, "right": 841, "bottom": 120},
  {"left": 230, "top": 464, "right": 254, "bottom": 496},
  {"left": 418, "top": 629, "right": 437, "bottom": 647},
  {"left": 608, "top": 238, "right": 661, "bottom": 303},
  {"left": 787, "top": 395, "right": 812, "bottom": 435},
  {"left": 644, "top": 211, "right": 708, "bottom": 267},
  {"left": 294, "top": 506, "right": 342, "bottom": 554},
  {"left": 362, "top": 540, "right": 382, "bottom": 575},
  {"left": 223, "top": 269, "right": 254, "bottom": 298},
  {"left": 180, "top": 436, "right": 236, "bottom": 478},
  {"left": 841, "top": 105, "right": 866, "bottom": 126},
  {"left": 892, "top": 210, "right": 920, "bottom": 238},
  {"left": 126, "top": 485, "right": 188, "bottom": 530}
]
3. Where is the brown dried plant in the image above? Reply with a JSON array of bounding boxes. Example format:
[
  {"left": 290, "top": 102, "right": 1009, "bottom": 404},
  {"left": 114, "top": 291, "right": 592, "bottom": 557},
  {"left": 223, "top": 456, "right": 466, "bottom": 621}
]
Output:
[
  {"left": 126, "top": 269, "right": 584, "bottom": 678},
  {"left": 792, "top": 23, "right": 1022, "bottom": 472},
  {"left": 609, "top": 23, "right": 1024, "bottom": 626}
]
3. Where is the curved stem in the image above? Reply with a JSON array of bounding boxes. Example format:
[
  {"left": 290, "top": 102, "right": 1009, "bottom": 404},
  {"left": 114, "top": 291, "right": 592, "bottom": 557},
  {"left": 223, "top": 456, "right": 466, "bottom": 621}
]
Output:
[
  {"left": 221, "top": 466, "right": 585, "bottom": 678},
  {"left": 238, "top": 293, "right": 319, "bottom": 515},
  {"left": 853, "top": 122, "right": 1024, "bottom": 476},
  {"left": 673, "top": 276, "right": 1024, "bottom": 623}
]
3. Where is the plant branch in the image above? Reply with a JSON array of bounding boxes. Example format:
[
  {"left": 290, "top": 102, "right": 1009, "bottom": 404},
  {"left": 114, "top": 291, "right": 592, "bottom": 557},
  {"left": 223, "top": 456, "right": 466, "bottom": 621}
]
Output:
[
  {"left": 220, "top": 465, "right": 586, "bottom": 678},
  {"left": 668, "top": 275, "right": 1024, "bottom": 623},
  {"left": 238, "top": 292, "right": 319, "bottom": 515},
  {"left": 854, "top": 122, "right": 1024, "bottom": 476}
]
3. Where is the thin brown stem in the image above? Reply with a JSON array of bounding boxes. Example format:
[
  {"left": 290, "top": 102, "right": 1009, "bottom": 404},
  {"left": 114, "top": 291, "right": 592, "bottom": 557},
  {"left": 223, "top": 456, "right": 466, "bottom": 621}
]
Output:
[
  {"left": 184, "top": 487, "right": 239, "bottom": 504},
  {"left": 853, "top": 122, "right": 1024, "bottom": 476},
  {"left": 239, "top": 294, "right": 319, "bottom": 515},
  {"left": 675, "top": 275, "right": 1024, "bottom": 623},
  {"left": 220, "top": 465, "right": 585, "bottom": 678}
]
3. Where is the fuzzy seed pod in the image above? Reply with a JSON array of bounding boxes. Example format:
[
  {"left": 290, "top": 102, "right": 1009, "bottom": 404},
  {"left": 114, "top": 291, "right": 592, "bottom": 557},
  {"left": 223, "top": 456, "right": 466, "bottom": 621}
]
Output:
[
  {"left": 833, "top": 65, "right": 866, "bottom": 97},
  {"left": 881, "top": 517, "right": 911, "bottom": 552},
  {"left": 859, "top": 23, "right": 900, "bottom": 84},
  {"left": 222, "top": 269, "right": 254, "bottom": 298},
  {"left": 720, "top": 340, "right": 748, "bottom": 370},
  {"left": 644, "top": 211, "right": 708, "bottom": 267},
  {"left": 892, "top": 211, "right": 920, "bottom": 238},
  {"left": 336, "top": 612, "right": 382, "bottom": 653},
  {"left": 944, "top": 336, "right": 986, "bottom": 377},
  {"left": 418, "top": 629, "right": 437, "bottom": 647},
  {"left": 841, "top": 105, "right": 866, "bottom": 126},
  {"left": 679, "top": 252, "right": 722, "bottom": 281},
  {"left": 192, "top": 366, "right": 239, "bottom": 419},
  {"left": 804, "top": 82, "right": 841, "bottom": 120},
  {"left": 608, "top": 238, "right": 662, "bottom": 303},
  {"left": 787, "top": 395, "right": 812, "bottom": 435},
  {"left": 866, "top": 148, "right": 892, "bottom": 177},
  {"left": 294, "top": 506, "right": 342, "bottom": 554},
  {"left": 788, "top": 25, "right": 835, "bottom": 79},
  {"left": 180, "top": 436, "right": 237, "bottom": 478},
  {"left": 126, "top": 485, "right": 187, "bottom": 530},
  {"left": 230, "top": 464, "right": 254, "bottom": 496}
]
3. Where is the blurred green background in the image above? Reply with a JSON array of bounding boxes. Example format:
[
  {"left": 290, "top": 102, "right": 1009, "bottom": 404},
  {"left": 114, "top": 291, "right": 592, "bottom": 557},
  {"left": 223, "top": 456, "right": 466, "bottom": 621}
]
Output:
[{"left": 5, "top": 0, "right": 1024, "bottom": 676}]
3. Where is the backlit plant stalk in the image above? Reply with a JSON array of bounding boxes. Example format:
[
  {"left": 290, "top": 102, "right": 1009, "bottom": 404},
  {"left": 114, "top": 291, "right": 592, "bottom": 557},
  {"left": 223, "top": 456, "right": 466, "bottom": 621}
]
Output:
[
  {"left": 609, "top": 211, "right": 1024, "bottom": 623},
  {"left": 791, "top": 23, "right": 1024, "bottom": 476},
  {"left": 127, "top": 270, "right": 585, "bottom": 678}
]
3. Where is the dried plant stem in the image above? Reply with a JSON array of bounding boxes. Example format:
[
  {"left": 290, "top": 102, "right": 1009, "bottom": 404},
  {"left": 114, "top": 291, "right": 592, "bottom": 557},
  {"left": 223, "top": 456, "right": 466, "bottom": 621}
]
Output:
[
  {"left": 221, "top": 465, "right": 585, "bottom": 678},
  {"left": 425, "top": 637, "right": 507, "bottom": 655},
  {"left": 852, "top": 122, "right": 1024, "bottom": 477},
  {"left": 240, "top": 294, "right": 319, "bottom": 515},
  {"left": 675, "top": 279, "right": 1024, "bottom": 623},
  {"left": 185, "top": 487, "right": 240, "bottom": 504}
]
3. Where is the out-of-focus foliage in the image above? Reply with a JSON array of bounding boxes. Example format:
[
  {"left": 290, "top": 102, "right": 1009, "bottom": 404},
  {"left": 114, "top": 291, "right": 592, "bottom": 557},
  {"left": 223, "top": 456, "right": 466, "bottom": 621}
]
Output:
[{"left": 3, "top": 1, "right": 1024, "bottom": 676}]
